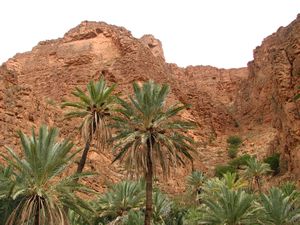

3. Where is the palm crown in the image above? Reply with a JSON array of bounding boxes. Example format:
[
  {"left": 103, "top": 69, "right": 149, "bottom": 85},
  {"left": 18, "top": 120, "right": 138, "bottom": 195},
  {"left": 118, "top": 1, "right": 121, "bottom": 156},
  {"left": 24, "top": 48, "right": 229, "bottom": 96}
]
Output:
[
  {"left": 244, "top": 157, "right": 271, "bottom": 191},
  {"left": 200, "top": 187, "right": 258, "bottom": 225},
  {"left": 97, "top": 180, "right": 145, "bottom": 219},
  {"left": 62, "top": 76, "right": 116, "bottom": 150},
  {"left": 111, "top": 80, "right": 195, "bottom": 225},
  {"left": 112, "top": 80, "right": 195, "bottom": 175},
  {"left": 62, "top": 76, "right": 116, "bottom": 174},
  {"left": 259, "top": 187, "right": 300, "bottom": 225},
  {"left": 1, "top": 125, "right": 93, "bottom": 225}
]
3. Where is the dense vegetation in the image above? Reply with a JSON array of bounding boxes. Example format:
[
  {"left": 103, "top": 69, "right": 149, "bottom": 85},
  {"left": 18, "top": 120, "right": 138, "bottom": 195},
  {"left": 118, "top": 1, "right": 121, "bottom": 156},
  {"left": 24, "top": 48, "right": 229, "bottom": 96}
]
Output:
[{"left": 0, "top": 77, "right": 299, "bottom": 225}]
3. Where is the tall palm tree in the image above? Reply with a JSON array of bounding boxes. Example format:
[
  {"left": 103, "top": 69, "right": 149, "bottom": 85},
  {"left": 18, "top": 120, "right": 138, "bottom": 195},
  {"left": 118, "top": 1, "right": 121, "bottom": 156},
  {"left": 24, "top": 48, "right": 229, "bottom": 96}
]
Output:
[
  {"left": 62, "top": 76, "right": 116, "bottom": 174},
  {"left": 200, "top": 187, "right": 259, "bottom": 225},
  {"left": 111, "top": 80, "right": 195, "bottom": 225},
  {"left": 259, "top": 187, "right": 300, "bottom": 225},
  {"left": 0, "top": 125, "right": 94, "bottom": 225},
  {"left": 244, "top": 157, "right": 271, "bottom": 192}
]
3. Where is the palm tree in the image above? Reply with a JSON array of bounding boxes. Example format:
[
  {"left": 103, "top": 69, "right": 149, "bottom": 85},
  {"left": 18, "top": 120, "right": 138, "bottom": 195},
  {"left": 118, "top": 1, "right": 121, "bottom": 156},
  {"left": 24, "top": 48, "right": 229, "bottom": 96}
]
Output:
[
  {"left": 62, "top": 76, "right": 116, "bottom": 174},
  {"left": 280, "top": 181, "right": 300, "bottom": 201},
  {"left": 0, "top": 165, "right": 19, "bottom": 225},
  {"left": 259, "top": 187, "right": 300, "bottom": 225},
  {"left": 0, "top": 125, "right": 94, "bottom": 225},
  {"left": 186, "top": 171, "right": 206, "bottom": 203},
  {"left": 111, "top": 80, "right": 195, "bottom": 225},
  {"left": 121, "top": 210, "right": 144, "bottom": 225},
  {"left": 97, "top": 180, "right": 145, "bottom": 222},
  {"left": 222, "top": 172, "right": 248, "bottom": 191},
  {"left": 244, "top": 157, "right": 271, "bottom": 192},
  {"left": 183, "top": 207, "right": 204, "bottom": 225},
  {"left": 200, "top": 187, "right": 259, "bottom": 225},
  {"left": 200, "top": 173, "right": 247, "bottom": 202},
  {"left": 152, "top": 191, "right": 172, "bottom": 224}
]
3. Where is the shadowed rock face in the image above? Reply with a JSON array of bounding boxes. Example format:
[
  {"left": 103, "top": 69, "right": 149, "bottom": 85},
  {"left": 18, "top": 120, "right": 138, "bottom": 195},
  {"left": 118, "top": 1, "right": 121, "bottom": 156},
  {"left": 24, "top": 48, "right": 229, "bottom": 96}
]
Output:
[{"left": 0, "top": 15, "right": 299, "bottom": 192}]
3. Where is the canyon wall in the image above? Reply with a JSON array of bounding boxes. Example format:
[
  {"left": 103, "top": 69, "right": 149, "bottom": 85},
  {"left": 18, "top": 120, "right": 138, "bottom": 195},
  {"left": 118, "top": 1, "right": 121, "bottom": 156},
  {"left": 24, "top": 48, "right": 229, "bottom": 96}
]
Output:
[
  {"left": 236, "top": 14, "right": 300, "bottom": 179},
  {"left": 0, "top": 14, "right": 299, "bottom": 192}
]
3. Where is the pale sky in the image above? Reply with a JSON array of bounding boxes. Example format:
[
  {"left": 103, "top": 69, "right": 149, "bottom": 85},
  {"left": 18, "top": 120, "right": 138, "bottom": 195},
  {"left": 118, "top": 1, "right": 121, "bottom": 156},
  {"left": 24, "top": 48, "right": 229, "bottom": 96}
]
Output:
[{"left": 0, "top": 0, "right": 299, "bottom": 68}]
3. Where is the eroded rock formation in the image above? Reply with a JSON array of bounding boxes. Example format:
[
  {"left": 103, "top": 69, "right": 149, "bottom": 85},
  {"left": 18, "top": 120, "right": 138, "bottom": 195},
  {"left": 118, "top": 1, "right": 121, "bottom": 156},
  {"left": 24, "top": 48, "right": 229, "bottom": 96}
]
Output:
[
  {"left": 0, "top": 14, "right": 299, "bottom": 192},
  {"left": 236, "top": 14, "right": 300, "bottom": 179}
]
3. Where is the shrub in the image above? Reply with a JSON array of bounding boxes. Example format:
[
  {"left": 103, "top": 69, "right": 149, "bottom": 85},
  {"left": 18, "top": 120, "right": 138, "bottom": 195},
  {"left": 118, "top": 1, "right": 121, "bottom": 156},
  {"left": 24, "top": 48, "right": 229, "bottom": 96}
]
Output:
[
  {"left": 227, "top": 135, "right": 242, "bottom": 146},
  {"left": 228, "top": 145, "right": 238, "bottom": 158},
  {"left": 229, "top": 154, "right": 252, "bottom": 169},
  {"left": 264, "top": 153, "right": 280, "bottom": 175},
  {"left": 214, "top": 165, "right": 236, "bottom": 178}
]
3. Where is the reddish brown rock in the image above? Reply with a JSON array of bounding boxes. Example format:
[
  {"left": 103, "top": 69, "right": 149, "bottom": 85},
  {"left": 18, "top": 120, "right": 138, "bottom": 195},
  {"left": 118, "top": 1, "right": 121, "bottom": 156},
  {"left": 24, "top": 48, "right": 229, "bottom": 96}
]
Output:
[
  {"left": 236, "top": 14, "right": 300, "bottom": 179},
  {"left": 0, "top": 15, "right": 299, "bottom": 192}
]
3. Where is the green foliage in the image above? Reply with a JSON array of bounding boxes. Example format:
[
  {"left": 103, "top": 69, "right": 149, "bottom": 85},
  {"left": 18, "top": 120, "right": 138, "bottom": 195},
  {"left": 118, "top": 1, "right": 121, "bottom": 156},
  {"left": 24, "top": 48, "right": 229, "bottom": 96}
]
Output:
[
  {"left": 222, "top": 172, "right": 248, "bottom": 191},
  {"left": 183, "top": 207, "right": 203, "bottom": 225},
  {"left": 264, "top": 153, "right": 280, "bottom": 175},
  {"left": 97, "top": 180, "right": 145, "bottom": 219},
  {"left": 186, "top": 171, "right": 206, "bottom": 203},
  {"left": 0, "top": 125, "right": 94, "bottom": 225},
  {"left": 111, "top": 80, "right": 195, "bottom": 176},
  {"left": 227, "top": 135, "right": 242, "bottom": 146},
  {"left": 244, "top": 157, "right": 272, "bottom": 191},
  {"left": 227, "top": 145, "right": 238, "bottom": 158},
  {"left": 164, "top": 202, "right": 188, "bottom": 225},
  {"left": 152, "top": 191, "right": 172, "bottom": 224},
  {"left": 201, "top": 173, "right": 247, "bottom": 203},
  {"left": 214, "top": 164, "right": 236, "bottom": 178},
  {"left": 200, "top": 187, "right": 258, "bottom": 225},
  {"left": 229, "top": 154, "right": 252, "bottom": 169},
  {"left": 226, "top": 135, "right": 242, "bottom": 159},
  {"left": 0, "top": 165, "right": 20, "bottom": 225},
  {"left": 121, "top": 210, "right": 144, "bottom": 225},
  {"left": 259, "top": 187, "right": 300, "bottom": 225},
  {"left": 62, "top": 76, "right": 116, "bottom": 150}
]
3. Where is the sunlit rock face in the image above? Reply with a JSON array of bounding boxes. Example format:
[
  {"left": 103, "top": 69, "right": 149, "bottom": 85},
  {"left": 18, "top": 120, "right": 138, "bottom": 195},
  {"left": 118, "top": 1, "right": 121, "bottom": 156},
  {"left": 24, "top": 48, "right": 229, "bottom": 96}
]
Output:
[
  {"left": 235, "top": 14, "right": 300, "bottom": 180},
  {"left": 0, "top": 15, "right": 299, "bottom": 192}
]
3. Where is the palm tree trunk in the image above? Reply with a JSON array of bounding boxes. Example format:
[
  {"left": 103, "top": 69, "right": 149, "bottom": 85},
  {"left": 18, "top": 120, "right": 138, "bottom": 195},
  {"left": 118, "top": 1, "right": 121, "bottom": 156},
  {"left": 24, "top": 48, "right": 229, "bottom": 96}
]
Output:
[
  {"left": 144, "top": 142, "right": 153, "bottom": 225},
  {"left": 77, "top": 138, "right": 91, "bottom": 174},
  {"left": 256, "top": 176, "right": 261, "bottom": 192},
  {"left": 35, "top": 197, "right": 40, "bottom": 225}
]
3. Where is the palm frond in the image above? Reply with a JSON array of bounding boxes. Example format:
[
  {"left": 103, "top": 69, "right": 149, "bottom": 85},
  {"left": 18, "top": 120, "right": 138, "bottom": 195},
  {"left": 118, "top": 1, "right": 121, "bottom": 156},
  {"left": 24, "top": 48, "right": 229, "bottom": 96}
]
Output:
[{"left": 1, "top": 125, "right": 94, "bottom": 225}]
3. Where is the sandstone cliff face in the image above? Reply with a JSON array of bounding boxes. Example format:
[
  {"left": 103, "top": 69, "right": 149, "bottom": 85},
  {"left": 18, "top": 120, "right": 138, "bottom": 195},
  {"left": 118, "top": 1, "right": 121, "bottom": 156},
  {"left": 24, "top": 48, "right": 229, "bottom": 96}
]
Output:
[
  {"left": 1, "top": 15, "right": 299, "bottom": 192},
  {"left": 236, "top": 14, "right": 300, "bottom": 179},
  {"left": 0, "top": 21, "right": 209, "bottom": 193}
]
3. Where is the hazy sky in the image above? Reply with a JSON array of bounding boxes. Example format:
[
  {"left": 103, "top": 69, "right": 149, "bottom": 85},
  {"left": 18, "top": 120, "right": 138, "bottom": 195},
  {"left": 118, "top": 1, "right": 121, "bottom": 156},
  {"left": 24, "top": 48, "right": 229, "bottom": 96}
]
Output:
[{"left": 0, "top": 0, "right": 299, "bottom": 68}]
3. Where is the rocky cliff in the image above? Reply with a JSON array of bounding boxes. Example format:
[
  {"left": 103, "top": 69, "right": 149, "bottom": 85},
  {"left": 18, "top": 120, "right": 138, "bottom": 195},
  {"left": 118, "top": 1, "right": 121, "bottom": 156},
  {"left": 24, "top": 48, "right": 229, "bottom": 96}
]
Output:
[
  {"left": 236, "top": 14, "right": 300, "bottom": 180},
  {"left": 1, "top": 15, "right": 299, "bottom": 192}
]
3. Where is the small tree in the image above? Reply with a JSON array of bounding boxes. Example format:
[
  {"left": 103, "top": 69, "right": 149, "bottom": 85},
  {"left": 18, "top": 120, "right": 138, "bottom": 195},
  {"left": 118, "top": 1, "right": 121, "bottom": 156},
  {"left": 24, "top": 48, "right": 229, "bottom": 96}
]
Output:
[
  {"left": 227, "top": 135, "right": 242, "bottom": 159},
  {"left": 97, "top": 180, "right": 145, "bottom": 220},
  {"left": 186, "top": 171, "right": 206, "bottom": 203},
  {"left": 200, "top": 187, "right": 258, "bottom": 225},
  {"left": 259, "top": 187, "right": 300, "bottom": 225},
  {"left": 1, "top": 126, "right": 93, "bottom": 225},
  {"left": 244, "top": 157, "right": 271, "bottom": 192}
]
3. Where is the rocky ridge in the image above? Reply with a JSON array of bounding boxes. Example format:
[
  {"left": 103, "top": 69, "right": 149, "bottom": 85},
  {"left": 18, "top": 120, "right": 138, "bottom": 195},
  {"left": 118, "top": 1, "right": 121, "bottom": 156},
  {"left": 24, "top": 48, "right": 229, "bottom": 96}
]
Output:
[{"left": 1, "top": 15, "right": 300, "bottom": 192}]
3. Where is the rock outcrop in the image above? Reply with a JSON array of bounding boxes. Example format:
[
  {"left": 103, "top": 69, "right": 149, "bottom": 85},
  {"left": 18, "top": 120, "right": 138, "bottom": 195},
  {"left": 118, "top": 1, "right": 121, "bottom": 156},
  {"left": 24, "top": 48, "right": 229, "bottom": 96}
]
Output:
[
  {"left": 1, "top": 14, "right": 300, "bottom": 192},
  {"left": 236, "top": 14, "right": 300, "bottom": 179}
]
